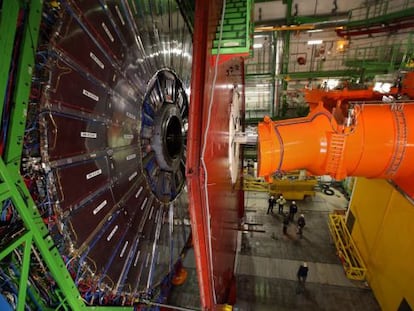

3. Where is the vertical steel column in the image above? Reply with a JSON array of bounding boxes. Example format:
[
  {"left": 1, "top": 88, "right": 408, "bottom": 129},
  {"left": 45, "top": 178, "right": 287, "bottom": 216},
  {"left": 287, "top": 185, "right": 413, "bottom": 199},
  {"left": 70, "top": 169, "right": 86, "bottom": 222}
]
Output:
[
  {"left": 0, "top": 159, "right": 88, "bottom": 310},
  {"left": 0, "top": 1, "right": 87, "bottom": 309},
  {"left": 0, "top": 1, "right": 20, "bottom": 122},
  {"left": 3, "top": 0, "right": 41, "bottom": 166},
  {"left": 0, "top": 232, "right": 32, "bottom": 311},
  {"left": 271, "top": 31, "right": 277, "bottom": 117},
  {"left": 279, "top": 0, "right": 293, "bottom": 118}
]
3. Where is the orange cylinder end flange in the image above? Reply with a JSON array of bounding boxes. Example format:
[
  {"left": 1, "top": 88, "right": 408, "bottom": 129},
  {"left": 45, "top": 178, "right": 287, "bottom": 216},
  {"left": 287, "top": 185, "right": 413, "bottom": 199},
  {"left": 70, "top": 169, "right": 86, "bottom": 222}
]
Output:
[{"left": 257, "top": 116, "right": 280, "bottom": 177}]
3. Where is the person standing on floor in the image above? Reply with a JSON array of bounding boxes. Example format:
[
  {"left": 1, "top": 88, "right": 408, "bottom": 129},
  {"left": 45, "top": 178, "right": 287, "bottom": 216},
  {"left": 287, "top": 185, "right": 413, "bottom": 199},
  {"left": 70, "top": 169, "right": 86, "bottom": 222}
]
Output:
[
  {"left": 297, "top": 262, "right": 309, "bottom": 293},
  {"left": 289, "top": 201, "right": 298, "bottom": 222},
  {"left": 297, "top": 214, "right": 306, "bottom": 238},
  {"left": 277, "top": 195, "right": 286, "bottom": 214},
  {"left": 267, "top": 195, "right": 275, "bottom": 214}
]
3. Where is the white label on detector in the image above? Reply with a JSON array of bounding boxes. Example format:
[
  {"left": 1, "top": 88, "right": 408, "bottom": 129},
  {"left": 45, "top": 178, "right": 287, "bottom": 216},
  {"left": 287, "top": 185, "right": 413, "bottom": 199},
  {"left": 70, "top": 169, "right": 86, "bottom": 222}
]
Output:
[
  {"left": 81, "top": 131, "right": 97, "bottom": 139},
  {"left": 126, "top": 153, "right": 136, "bottom": 161},
  {"left": 90, "top": 153, "right": 97, "bottom": 158},
  {"left": 120, "top": 241, "right": 129, "bottom": 257},
  {"left": 135, "top": 186, "right": 143, "bottom": 198},
  {"left": 90, "top": 52, "right": 104, "bottom": 69},
  {"left": 124, "top": 134, "right": 134, "bottom": 139},
  {"left": 115, "top": 5, "right": 125, "bottom": 25},
  {"left": 82, "top": 89, "right": 99, "bottom": 101},
  {"left": 126, "top": 112, "right": 136, "bottom": 120},
  {"left": 129, "top": 171, "right": 138, "bottom": 181},
  {"left": 101, "top": 22, "right": 114, "bottom": 42},
  {"left": 93, "top": 200, "right": 107, "bottom": 215},
  {"left": 107, "top": 225, "right": 118, "bottom": 241},
  {"left": 133, "top": 250, "right": 141, "bottom": 267},
  {"left": 140, "top": 198, "right": 148, "bottom": 210},
  {"left": 86, "top": 169, "right": 102, "bottom": 180}
]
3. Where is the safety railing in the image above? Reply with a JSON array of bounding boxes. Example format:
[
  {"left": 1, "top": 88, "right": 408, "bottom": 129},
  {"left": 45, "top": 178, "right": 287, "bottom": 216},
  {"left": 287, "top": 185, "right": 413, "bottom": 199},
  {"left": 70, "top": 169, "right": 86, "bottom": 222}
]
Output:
[
  {"left": 348, "top": 0, "right": 414, "bottom": 22},
  {"left": 344, "top": 42, "right": 412, "bottom": 72},
  {"left": 328, "top": 213, "right": 367, "bottom": 281}
]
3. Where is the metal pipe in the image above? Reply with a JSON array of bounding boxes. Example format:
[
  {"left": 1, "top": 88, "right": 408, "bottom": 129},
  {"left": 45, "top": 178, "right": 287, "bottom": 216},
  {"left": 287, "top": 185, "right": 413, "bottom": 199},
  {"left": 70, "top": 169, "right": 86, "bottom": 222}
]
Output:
[{"left": 257, "top": 102, "right": 414, "bottom": 198}]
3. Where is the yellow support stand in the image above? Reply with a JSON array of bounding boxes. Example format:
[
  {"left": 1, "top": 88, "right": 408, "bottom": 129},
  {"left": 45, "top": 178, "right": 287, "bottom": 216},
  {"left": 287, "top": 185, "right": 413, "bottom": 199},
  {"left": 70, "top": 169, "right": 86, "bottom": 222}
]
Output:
[
  {"left": 243, "top": 174, "right": 317, "bottom": 200},
  {"left": 328, "top": 213, "right": 367, "bottom": 281}
]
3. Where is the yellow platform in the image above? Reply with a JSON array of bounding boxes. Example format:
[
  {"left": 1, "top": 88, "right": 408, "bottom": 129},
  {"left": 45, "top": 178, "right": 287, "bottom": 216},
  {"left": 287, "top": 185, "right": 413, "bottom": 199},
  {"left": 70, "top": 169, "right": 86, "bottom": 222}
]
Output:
[{"left": 243, "top": 173, "right": 317, "bottom": 200}]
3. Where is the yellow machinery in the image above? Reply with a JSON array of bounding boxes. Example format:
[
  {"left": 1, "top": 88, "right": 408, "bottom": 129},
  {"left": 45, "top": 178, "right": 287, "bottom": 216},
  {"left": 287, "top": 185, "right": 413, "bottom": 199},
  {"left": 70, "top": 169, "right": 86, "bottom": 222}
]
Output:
[
  {"left": 328, "top": 213, "right": 367, "bottom": 281},
  {"left": 243, "top": 171, "right": 317, "bottom": 200}
]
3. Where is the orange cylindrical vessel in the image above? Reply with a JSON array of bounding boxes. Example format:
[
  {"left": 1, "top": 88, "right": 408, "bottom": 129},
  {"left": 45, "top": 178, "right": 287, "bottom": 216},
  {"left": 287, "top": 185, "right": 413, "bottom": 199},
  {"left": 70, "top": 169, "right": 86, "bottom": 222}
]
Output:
[{"left": 258, "top": 102, "right": 414, "bottom": 197}]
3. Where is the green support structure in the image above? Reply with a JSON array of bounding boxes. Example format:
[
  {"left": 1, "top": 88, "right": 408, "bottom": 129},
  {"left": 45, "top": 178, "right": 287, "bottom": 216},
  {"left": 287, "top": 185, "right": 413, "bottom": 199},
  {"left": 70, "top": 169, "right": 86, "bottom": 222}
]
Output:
[
  {"left": 0, "top": 160, "right": 89, "bottom": 310},
  {"left": 347, "top": 7, "right": 414, "bottom": 29},
  {"left": 0, "top": 1, "right": 20, "bottom": 126},
  {"left": 0, "top": 1, "right": 135, "bottom": 310},
  {"left": 270, "top": 31, "right": 277, "bottom": 117},
  {"left": 277, "top": 0, "right": 292, "bottom": 118},
  {"left": 3, "top": 0, "right": 42, "bottom": 167},
  {"left": 212, "top": 0, "right": 252, "bottom": 55},
  {"left": 0, "top": 232, "right": 31, "bottom": 311}
]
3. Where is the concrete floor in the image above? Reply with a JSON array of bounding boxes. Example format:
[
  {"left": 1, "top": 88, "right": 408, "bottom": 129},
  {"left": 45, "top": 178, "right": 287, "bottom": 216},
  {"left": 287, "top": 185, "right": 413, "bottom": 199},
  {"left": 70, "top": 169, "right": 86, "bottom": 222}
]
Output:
[
  {"left": 169, "top": 189, "right": 381, "bottom": 310},
  {"left": 234, "top": 190, "right": 380, "bottom": 311}
]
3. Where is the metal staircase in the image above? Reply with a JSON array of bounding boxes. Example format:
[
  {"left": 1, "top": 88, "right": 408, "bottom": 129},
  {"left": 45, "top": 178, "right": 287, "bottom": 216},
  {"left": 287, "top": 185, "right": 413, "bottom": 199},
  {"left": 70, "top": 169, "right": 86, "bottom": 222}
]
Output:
[
  {"left": 212, "top": 0, "right": 252, "bottom": 56},
  {"left": 328, "top": 213, "right": 367, "bottom": 281},
  {"left": 325, "top": 133, "right": 347, "bottom": 180}
]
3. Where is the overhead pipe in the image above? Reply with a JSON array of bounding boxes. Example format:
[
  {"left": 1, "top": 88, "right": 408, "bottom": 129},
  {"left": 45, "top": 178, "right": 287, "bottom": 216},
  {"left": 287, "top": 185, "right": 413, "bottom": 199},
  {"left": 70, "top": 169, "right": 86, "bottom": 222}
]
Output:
[
  {"left": 336, "top": 20, "right": 414, "bottom": 37},
  {"left": 257, "top": 102, "right": 414, "bottom": 198}
]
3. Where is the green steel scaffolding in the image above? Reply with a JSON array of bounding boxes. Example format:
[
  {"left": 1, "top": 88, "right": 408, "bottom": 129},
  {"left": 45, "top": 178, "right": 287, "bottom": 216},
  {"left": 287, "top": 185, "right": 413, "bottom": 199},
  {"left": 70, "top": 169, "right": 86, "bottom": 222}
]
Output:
[{"left": 0, "top": 1, "right": 135, "bottom": 310}]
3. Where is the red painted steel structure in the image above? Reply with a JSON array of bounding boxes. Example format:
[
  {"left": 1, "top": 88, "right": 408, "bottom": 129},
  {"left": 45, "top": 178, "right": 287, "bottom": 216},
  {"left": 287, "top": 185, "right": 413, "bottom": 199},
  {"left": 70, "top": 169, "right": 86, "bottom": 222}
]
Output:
[{"left": 187, "top": 0, "right": 244, "bottom": 309}]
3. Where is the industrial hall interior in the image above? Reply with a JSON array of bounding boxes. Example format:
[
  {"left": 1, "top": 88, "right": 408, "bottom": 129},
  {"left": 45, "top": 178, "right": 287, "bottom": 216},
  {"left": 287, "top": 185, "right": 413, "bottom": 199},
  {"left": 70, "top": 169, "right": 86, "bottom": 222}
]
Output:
[{"left": 1, "top": 0, "right": 414, "bottom": 310}]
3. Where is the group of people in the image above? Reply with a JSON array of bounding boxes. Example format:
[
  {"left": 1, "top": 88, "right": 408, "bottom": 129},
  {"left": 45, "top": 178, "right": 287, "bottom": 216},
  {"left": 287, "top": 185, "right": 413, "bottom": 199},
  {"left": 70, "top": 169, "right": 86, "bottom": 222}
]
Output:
[
  {"left": 267, "top": 194, "right": 310, "bottom": 293},
  {"left": 266, "top": 195, "right": 285, "bottom": 214},
  {"left": 267, "top": 194, "right": 306, "bottom": 237}
]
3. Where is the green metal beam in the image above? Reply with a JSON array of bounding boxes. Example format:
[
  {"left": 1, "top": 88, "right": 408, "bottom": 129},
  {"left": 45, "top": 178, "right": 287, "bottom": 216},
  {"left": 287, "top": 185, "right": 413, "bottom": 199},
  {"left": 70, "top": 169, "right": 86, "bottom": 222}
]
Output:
[
  {"left": 284, "top": 0, "right": 293, "bottom": 25},
  {"left": 271, "top": 31, "right": 276, "bottom": 116},
  {"left": 245, "top": 72, "right": 274, "bottom": 79},
  {"left": 4, "top": 0, "right": 43, "bottom": 167},
  {"left": 346, "top": 7, "right": 414, "bottom": 29},
  {"left": 0, "top": 0, "right": 89, "bottom": 307},
  {"left": 278, "top": 69, "right": 363, "bottom": 79},
  {"left": 0, "top": 1, "right": 158, "bottom": 308},
  {"left": 0, "top": 159, "right": 88, "bottom": 310},
  {"left": 17, "top": 233, "right": 32, "bottom": 311},
  {"left": 291, "top": 15, "right": 334, "bottom": 25},
  {"left": 0, "top": 232, "right": 31, "bottom": 261},
  {"left": 0, "top": 1, "right": 20, "bottom": 127},
  {"left": 0, "top": 232, "right": 55, "bottom": 310},
  {"left": 0, "top": 232, "right": 33, "bottom": 311}
]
